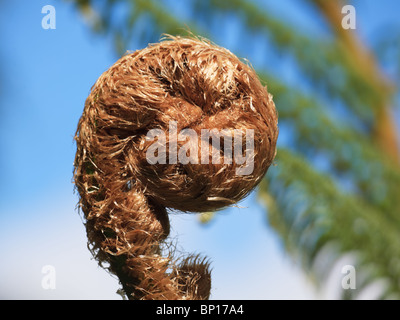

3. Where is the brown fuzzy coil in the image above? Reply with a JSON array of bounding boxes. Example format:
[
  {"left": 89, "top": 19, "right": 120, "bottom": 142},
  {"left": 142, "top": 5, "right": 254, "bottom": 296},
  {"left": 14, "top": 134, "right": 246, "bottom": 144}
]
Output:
[{"left": 73, "top": 36, "right": 278, "bottom": 300}]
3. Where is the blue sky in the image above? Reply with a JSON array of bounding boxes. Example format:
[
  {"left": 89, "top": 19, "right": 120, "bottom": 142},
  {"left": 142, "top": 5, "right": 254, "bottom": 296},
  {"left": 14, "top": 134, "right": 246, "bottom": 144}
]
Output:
[{"left": 0, "top": 0, "right": 399, "bottom": 299}]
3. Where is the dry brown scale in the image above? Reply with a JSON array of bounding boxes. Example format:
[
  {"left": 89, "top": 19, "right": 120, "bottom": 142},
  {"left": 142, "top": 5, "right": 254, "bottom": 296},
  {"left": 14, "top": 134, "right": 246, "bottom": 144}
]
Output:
[{"left": 73, "top": 36, "right": 278, "bottom": 300}]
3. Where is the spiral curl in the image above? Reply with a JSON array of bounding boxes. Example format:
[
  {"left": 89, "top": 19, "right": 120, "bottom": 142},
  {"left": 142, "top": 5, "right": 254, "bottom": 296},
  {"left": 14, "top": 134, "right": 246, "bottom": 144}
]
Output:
[{"left": 73, "top": 36, "right": 278, "bottom": 300}]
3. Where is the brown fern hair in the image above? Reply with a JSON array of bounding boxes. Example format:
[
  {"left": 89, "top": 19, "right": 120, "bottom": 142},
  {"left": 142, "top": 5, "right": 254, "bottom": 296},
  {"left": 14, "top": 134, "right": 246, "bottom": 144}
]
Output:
[{"left": 73, "top": 36, "right": 278, "bottom": 300}]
